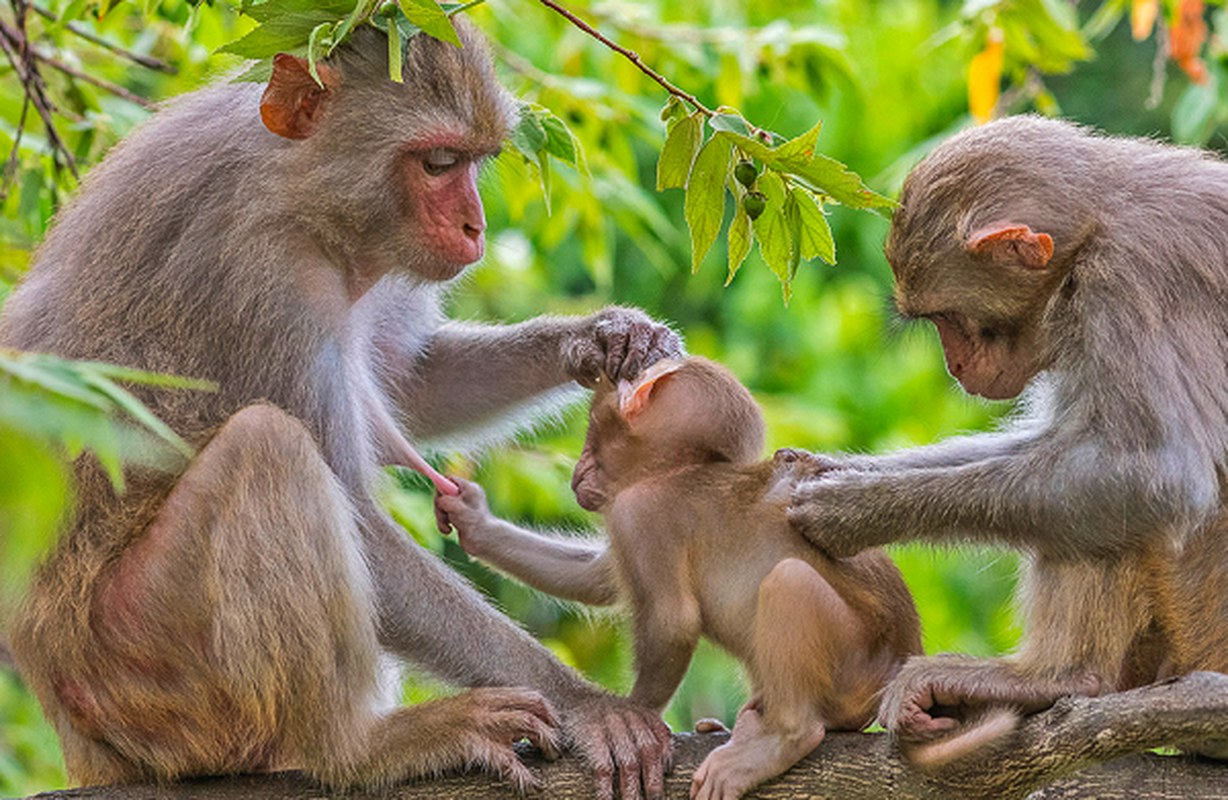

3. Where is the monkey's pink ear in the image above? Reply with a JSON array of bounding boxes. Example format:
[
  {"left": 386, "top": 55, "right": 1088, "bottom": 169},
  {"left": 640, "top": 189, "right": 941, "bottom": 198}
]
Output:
[
  {"left": 260, "top": 54, "right": 339, "bottom": 140},
  {"left": 966, "top": 223, "right": 1054, "bottom": 269},
  {"left": 618, "top": 359, "right": 685, "bottom": 422}
]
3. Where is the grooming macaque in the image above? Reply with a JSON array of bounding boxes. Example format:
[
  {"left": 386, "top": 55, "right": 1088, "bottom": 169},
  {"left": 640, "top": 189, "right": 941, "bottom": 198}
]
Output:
[
  {"left": 436, "top": 357, "right": 922, "bottom": 799},
  {"left": 0, "top": 22, "right": 680, "bottom": 798},
  {"left": 785, "top": 115, "right": 1228, "bottom": 764}
]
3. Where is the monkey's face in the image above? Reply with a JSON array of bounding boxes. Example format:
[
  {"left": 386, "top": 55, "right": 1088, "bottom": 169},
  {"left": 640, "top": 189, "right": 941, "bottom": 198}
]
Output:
[
  {"left": 925, "top": 309, "right": 1040, "bottom": 400},
  {"left": 572, "top": 393, "right": 629, "bottom": 512},
  {"left": 398, "top": 145, "right": 492, "bottom": 280}
]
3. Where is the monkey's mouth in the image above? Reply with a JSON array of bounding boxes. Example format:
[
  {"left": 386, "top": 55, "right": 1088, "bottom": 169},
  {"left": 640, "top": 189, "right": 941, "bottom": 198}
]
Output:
[{"left": 570, "top": 460, "right": 606, "bottom": 512}]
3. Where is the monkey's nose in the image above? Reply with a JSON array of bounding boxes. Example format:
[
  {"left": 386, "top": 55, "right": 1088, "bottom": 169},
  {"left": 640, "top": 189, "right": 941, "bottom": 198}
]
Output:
[{"left": 463, "top": 222, "right": 484, "bottom": 241}]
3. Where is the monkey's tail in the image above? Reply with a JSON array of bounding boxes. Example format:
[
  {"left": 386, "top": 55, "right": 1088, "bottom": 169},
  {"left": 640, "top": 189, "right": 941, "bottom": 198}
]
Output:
[{"left": 905, "top": 707, "right": 1020, "bottom": 769}]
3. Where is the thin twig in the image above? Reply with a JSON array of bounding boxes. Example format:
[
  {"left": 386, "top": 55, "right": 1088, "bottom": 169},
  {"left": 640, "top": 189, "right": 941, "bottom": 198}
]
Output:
[
  {"left": 533, "top": 0, "right": 715, "bottom": 118},
  {"left": 0, "top": 5, "right": 77, "bottom": 178},
  {"left": 0, "top": 94, "right": 31, "bottom": 201},
  {"left": 29, "top": 3, "right": 177, "bottom": 74},
  {"left": 28, "top": 45, "right": 158, "bottom": 110}
]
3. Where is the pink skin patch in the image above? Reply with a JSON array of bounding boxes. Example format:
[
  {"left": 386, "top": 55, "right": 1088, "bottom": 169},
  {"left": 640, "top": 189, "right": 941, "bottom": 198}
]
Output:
[{"left": 402, "top": 133, "right": 495, "bottom": 272}]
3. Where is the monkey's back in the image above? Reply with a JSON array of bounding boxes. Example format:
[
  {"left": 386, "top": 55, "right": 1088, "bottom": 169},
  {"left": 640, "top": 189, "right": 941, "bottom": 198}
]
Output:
[{"left": 660, "top": 461, "right": 921, "bottom": 665}]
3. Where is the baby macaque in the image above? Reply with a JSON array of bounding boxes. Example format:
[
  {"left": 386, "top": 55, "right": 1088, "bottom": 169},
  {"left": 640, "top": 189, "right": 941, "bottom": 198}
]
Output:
[{"left": 435, "top": 357, "right": 922, "bottom": 799}]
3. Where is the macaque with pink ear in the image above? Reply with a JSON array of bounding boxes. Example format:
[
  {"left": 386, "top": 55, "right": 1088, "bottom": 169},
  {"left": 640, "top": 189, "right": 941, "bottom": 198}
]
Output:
[
  {"left": 0, "top": 21, "right": 679, "bottom": 798},
  {"left": 436, "top": 357, "right": 922, "bottom": 800}
]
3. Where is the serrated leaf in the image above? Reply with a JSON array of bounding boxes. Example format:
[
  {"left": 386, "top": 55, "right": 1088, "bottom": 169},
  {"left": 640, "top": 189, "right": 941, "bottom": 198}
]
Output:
[
  {"left": 790, "top": 187, "right": 835, "bottom": 265},
  {"left": 788, "top": 154, "right": 893, "bottom": 209},
  {"left": 709, "top": 112, "right": 754, "bottom": 137},
  {"left": 684, "top": 135, "right": 733, "bottom": 272},
  {"left": 219, "top": 12, "right": 339, "bottom": 58},
  {"left": 536, "top": 150, "right": 553, "bottom": 214},
  {"left": 387, "top": 17, "right": 404, "bottom": 82},
  {"left": 657, "top": 113, "right": 703, "bottom": 191},
  {"left": 398, "top": 0, "right": 462, "bottom": 46},
  {"left": 541, "top": 113, "right": 578, "bottom": 166},
  {"left": 510, "top": 108, "right": 548, "bottom": 158},
  {"left": 727, "top": 193, "right": 752, "bottom": 285},
  {"left": 713, "top": 129, "right": 777, "bottom": 163},
  {"left": 754, "top": 203, "right": 792, "bottom": 284},
  {"left": 774, "top": 121, "right": 823, "bottom": 166},
  {"left": 785, "top": 192, "right": 802, "bottom": 281},
  {"left": 241, "top": 0, "right": 357, "bottom": 23},
  {"left": 758, "top": 169, "right": 787, "bottom": 208}
]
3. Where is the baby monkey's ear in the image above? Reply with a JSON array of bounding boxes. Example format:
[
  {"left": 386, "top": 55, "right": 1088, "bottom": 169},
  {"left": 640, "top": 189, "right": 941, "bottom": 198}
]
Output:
[{"left": 618, "top": 359, "right": 685, "bottom": 422}]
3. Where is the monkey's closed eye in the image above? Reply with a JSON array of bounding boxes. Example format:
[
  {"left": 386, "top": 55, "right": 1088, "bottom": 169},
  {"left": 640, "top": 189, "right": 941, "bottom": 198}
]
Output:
[{"left": 423, "top": 149, "right": 460, "bottom": 176}]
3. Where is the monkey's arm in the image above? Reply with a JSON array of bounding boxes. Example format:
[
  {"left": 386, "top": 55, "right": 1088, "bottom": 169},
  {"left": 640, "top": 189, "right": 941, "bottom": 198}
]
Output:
[
  {"left": 435, "top": 478, "right": 620, "bottom": 606},
  {"left": 789, "top": 433, "right": 1216, "bottom": 558},
  {"left": 380, "top": 309, "right": 682, "bottom": 440}
]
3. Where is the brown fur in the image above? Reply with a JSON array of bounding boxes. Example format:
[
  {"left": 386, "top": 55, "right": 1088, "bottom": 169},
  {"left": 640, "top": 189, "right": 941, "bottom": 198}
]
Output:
[
  {"left": 0, "top": 22, "right": 680, "bottom": 797},
  {"left": 786, "top": 116, "right": 1228, "bottom": 763},
  {"left": 436, "top": 357, "right": 921, "bottom": 799}
]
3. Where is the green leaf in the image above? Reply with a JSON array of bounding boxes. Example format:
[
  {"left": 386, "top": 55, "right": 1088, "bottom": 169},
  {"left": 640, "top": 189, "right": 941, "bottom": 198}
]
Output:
[
  {"left": 1172, "top": 81, "right": 1222, "bottom": 145},
  {"left": 754, "top": 171, "right": 792, "bottom": 282},
  {"left": 219, "top": 12, "right": 341, "bottom": 57},
  {"left": 709, "top": 112, "right": 754, "bottom": 138},
  {"left": 510, "top": 109, "right": 548, "bottom": 158},
  {"left": 330, "top": 0, "right": 378, "bottom": 55},
  {"left": 536, "top": 150, "right": 553, "bottom": 214},
  {"left": 1082, "top": 0, "right": 1127, "bottom": 40},
  {"left": 660, "top": 96, "right": 688, "bottom": 125},
  {"left": 774, "top": 120, "right": 823, "bottom": 167},
  {"left": 726, "top": 192, "right": 752, "bottom": 285},
  {"left": 387, "top": 16, "right": 404, "bottom": 83},
  {"left": 541, "top": 113, "right": 578, "bottom": 166},
  {"left": 306, "top": 21, "right": 334, "bottom": 86},
  {"left": 790, "top": 187, "right": 835, "bottom": 265},
  {"left": 785, "top": 191, "right": 802, "bottom": 282},
  {"left": 788, "top": 153, "right": 894, "bottom": 209},
  {"left": 398, "top": 0, "right": 463, "bottom": 47},
  {"left": 657, "top": 113, "right": 703, "bottom": 191},
  {"left": 78, "top": 372, "right": 194, "bottom": 460},
  {"left": 78, "top": 362, "right": 216, "bottom": 392},
  {"left": 684, "top": 134, "right": 733, "bottom": 272}
]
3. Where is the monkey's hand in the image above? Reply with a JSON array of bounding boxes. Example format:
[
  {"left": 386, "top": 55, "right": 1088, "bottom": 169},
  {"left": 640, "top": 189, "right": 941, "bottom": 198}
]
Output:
[
  {"left": 786, "top": 471, "right": 888, "bottom": 557},
  {"left": 558, "top": 690, "right": 673, "bottom": 800},
  {"left": 434, "top": 476, "right": 496, "bottom": 557},
  {"left": 772, "top": 447, "right": 847, "bottom": 481},
  {"left": 422, "top": 687, "right": 562, "bottom": 793},
  {"left": 564, "top": 307, "right": 683, "bottom": 388},
  {"left": 879, "top": 655, "right": 1102, "bottom": 766}
]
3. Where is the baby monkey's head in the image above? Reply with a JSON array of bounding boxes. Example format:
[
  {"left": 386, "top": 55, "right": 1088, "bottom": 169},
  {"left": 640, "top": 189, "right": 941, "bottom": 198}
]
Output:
[{"left": 571, "top": 357, "right": 765, "bottom": 512}]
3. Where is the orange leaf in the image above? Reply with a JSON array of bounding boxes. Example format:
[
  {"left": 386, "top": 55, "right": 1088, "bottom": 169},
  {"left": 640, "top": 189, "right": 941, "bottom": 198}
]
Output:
[
  {"left": 968, "top": 31, "right": 1004, "bottom": 125},
  {"left": 1170, "top": 0, "right": 1209, "bottom": 83},
  {"left": 1131, "top": 0, "right": 1158, "bottom": 40}
]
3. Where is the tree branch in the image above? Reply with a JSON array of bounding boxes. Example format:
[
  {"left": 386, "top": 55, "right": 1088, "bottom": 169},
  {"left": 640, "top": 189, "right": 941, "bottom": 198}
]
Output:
[
  {"left": 21, "top": 673, "right": 1228, "bottom": 800},
  {"left": 29, "top": 4, "right": 177, "bottom": 74},
  {"left": 532, "top": 0, "right": 715, "bottom": 118}
]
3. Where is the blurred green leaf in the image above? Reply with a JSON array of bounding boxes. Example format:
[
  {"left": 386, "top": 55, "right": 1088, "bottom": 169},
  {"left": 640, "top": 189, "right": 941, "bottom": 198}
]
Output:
[{"left": 398, "top": 0, "right": 463, "bottom": 46}]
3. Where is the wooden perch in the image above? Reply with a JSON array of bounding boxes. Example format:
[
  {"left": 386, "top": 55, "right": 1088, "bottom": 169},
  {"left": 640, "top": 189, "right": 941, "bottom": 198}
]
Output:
[{"left": 27, "top": 672, "right": 1228, "bottom": 800}]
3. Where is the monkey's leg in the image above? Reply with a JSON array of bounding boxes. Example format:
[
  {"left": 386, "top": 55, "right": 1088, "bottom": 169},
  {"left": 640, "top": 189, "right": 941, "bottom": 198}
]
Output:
[
  {"left": 881, "top": 554, "right": 1152, "bottom": 767},
  {"left": 72, "top": 404, "right": 555, "bottom": 790},
  {"left": 692, "top": 559, "right": 860, "bottom": 800}
]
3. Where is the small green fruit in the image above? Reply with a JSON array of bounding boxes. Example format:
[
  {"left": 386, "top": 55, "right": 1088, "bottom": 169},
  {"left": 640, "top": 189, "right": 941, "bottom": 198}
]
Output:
[
  {"left": 743, "top": 192, "right": 766, "bottom": 220},
  {"left": 734, "top": 160, "right": 758, "bottom": 188},
  {"left": 380, "top": 3, "right": 399, "bottom": 18}
]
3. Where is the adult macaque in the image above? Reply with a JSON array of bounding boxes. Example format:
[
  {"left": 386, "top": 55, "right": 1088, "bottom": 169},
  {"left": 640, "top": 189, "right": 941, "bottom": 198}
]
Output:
[
  {"left": 436, "top": 357, "right": 922, "bottom": 799},
  {"left": 785, "top": 115, "right": 1228, "bottom": 763},
  {"left": 0, "top": 22, "right": 680, "bottom": 798}
]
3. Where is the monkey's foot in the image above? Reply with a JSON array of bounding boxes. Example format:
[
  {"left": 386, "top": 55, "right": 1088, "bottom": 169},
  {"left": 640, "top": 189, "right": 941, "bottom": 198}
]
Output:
[
  {"left": 690, "top": 707, "right": 824, "bottom": 800},
  {"left": 879, "top": 655, "right": 1102, "bottom": 766}
]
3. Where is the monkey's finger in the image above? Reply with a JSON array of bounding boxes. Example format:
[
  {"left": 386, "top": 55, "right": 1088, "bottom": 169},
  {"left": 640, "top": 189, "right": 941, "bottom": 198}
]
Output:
[
  {"left": 580, "top": 730, "right": 618, "bottom": 800},
  {"left": 600, "top": 711, "right": 647, "bottom": 800},
  {"left": 627, "top": 713, "right": 667, "bottom": 800},
  {"left": 619, "top": 322, "right": 659, "bottom": 380},
  {"left": 602, "top": 329, "right": 632, "bottom": 384},
  {"left": 486, "top": 709, "right": 562, "bottom": 760},
  {"left": 433, "top": 500, "right": 453, "bottom": 535},
  {"left": 477, "top": 740, "right": 543, "bottom": 796}
]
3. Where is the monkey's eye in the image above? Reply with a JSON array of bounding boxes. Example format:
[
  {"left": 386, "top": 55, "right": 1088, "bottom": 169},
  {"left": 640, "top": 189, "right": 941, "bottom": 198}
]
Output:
[
  {"left": 979, "top": 327, "right": 999, "bottom": 343},
  {"left": 423, "top": 149, "right": 461, "bottom": 176}
]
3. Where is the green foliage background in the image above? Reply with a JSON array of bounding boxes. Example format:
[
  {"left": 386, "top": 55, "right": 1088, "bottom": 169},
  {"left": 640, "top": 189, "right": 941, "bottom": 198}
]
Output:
[{"left": 1, "top": 0, "right": 1226, "bottom": 794}]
